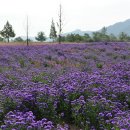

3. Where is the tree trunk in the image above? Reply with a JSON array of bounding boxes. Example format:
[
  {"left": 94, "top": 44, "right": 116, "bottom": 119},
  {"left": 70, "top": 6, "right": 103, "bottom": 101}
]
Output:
[
  {"left": 59, "top": 35, "right": 61, "bottom": 44},
  {"left": 8, "top": 38, "right": 9, "bottom": 43},
  {"left": 27, "top": 38, "right": 29, "bottom": 46}
]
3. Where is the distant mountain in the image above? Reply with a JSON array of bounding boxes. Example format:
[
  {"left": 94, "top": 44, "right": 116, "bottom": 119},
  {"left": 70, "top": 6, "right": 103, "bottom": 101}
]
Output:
[
  {"left": 18, "top": 19, "right": 130, "bottom": 41},
  {"left": 65, "top": 19, "right": 130, "bottom": 36},
  {"left": 106, "top": 19, "right": 130, "bottom": 36},
  {"left": 64, "top": 29, "right": 92, "bottom": 36}
]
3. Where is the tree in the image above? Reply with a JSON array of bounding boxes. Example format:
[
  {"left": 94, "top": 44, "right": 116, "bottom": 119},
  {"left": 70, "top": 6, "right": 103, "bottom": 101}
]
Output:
[
  {"left": 83, "top": 33, "right": 92, "bottom": 42},
  {"left": 14, "top": 37, "right": 24, "bottom": 42},
  {"left": 65, "top": 34, "right": 75, "bottom": 42},
  {"left": 118, "top": 32, "right": 128, "bottom": 42},
  {"left": 0, "top": 37, "right": 3, "bottom": 42},
  {"left": 57, "top": 35, "right": 66, "bottom": 42},
  {"left": 57, "top": 4, "right": 63, "bottom": 44},
  {"left": 35, "top": 32, "right": 46, "bottom": 42},
  {"left": 65, "top": 34, "right": 83, "bottom": 42},
  {"left": 92, "top": 27, "right": 110, "bottom": 42},
  {"left": 49, "top": 19, "right": 57, "bottom": 42},
  {"left": 101, "top": 27, "right": 107, "bottom": 35},
  {"left": 0, "top": 21, "right": 15, "bottom": 42},
  {"left": 74, "top": 34, "right": 83, "bottom": 42},
  {"left": 100, "top": 27, "right": 110, "bottom": 42},
  {"left": 92, "top": 32, "right": 102, "bottom": 42},
  {"left": 109, "top": 34, "right": 117, "bottom": 42}
]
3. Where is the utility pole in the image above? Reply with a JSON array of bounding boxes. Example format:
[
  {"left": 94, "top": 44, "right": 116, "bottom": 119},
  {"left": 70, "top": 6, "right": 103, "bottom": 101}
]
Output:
[
  {"left": 57, "top": 4, "right": 63, "bottom": 44},
  {"left": 59, "top": 4, "right": 62, "bottom": 44},
  {"left": 26, "top": 16, "right": 29, "bottom": 46}
]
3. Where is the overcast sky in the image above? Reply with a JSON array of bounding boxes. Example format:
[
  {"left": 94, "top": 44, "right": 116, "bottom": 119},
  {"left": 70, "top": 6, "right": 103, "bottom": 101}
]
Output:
[{"left": 0, "top": 0, "right": 130, "bottom": 37}]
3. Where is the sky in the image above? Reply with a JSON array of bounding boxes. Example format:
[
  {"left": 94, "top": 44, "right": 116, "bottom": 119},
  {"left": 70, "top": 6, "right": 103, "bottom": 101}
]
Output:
[{"left": 0, "top": 0, "right": 130, "bottom": 37}]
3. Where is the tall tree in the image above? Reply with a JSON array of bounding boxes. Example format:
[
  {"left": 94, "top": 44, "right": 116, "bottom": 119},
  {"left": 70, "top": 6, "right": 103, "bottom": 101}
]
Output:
[
  {"left": 49, "top": 19, "right": 57, "bottom": 42},
  {"left": 83, "top": 33, "right": 92, "bottom": 42},
  {"left": 66, "top": 34, "right": 75, "bottom": 42},
  {"left": 92, "top": 27, "right": 110, "bottom": 42},
  {"left": 92, "top": 32, "right": 102, "bottom": 42},
  {"left": 14, "top": 37, "right": 24, "bottom": 42},
  {"left": 57, "top": 4, "right": 63, "bottom": 44},
  {"left": 35, "top": 32, "right": 46, "bottom": 42},
  {"left": 118, "top": 32, "right": 128, "bottom": 42},
  {"left": 109, "top": 33, "right": 117, "bottom": 42},
  {"left": 0, "top": 21, "right": 15, "bottom": 42},
  {"left": 101, "top": 27, "right": 107, "bottom": 35},
  {"left": 0, "top": 37, "right": 3, "bottom": 42}
]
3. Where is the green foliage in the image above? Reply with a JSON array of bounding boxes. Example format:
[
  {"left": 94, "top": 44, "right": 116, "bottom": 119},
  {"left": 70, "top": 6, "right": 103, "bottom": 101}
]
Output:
[
  {"left": 65, "top": 34, "right": 75, "bottom": 42},
  {"left": 92, "top": 32, "right": 102, "bottom": 42},
  {"left": 0, "top": 111, "right": 4, "bottom": 125},
  {"left": 0, "top": 37, "right": 3, "bottom": 42},
  {"left": 2, "top": 97, "right": 17, "bottom": 114},
  {"left": 65, "top": 34, "right": 83, "bottom": 42},
  {"left": 0, "top": 66, "right": 10, "bottom": 73},
  {"left": 32, "top": 72, "right": 51, "bottom": 84},
  {"left": 49, "top": 19, "right": 57, "bottom": 42},
  {"left": 109, "top": 33, "right": 117, "bottom": 42},
  {"left": 37, "top": 95, "right": 57, "bottom": 121},
  {"left": 83, "top": 33, "right": 93, "bottom": 42},
  {"left": 0, "top": 21, "right": 15, "bottom": 42},
  {"left": 127, "top": 96, "right": 130, "bottom": 108},
  {"left": 56, "top": 30, "right": 130, "bottom": 42},
  {"left": 35, "top": 32, "right": 46, "bottom": 42},
  {"left": 57, "top": 36, "right": 66, "bottom": 42},
  {"left": 96, "top": 63, "right": 103, "bottom": 69},
  {"left": 14, "top": 37, "right": 24, "bottom": 42},
  {"left": 101, "top": 26, "right": 107, "bottom": 35},
  {"left": 19, "top": 58, "right": 26, "bottom": 68},
  {"left": 120, "top": 55, "right": 127, "bottom": 60},
  {"left": 113, "top": 55, "right": 118, "bottom": 59},
  {"left": 74, "top": 34, "right": 83, "bottom": 42},
  {"left": 28, "top": 38, "right": 33, "bottom": 42},
  {"left": 60, "top": 29, "right": 130, "bottom": 43},
  {"left": 56, "top": 96, "right": 73, "bottom": 123},
  {"left": 45, "top": 55, "right": 52, "bottom": 61},
  {"left": 93, "top": 27, "right": 110, "bottom": 42},
  {"left": 118, "top": 32, "right": 129, "bottom": 42}
]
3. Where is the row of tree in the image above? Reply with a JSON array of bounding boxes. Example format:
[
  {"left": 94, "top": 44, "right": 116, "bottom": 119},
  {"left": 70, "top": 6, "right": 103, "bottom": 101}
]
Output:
[
  {"left": 60, "top": 27, "right": 130, "bottom": 43},
  {"left": 0, "top": 19, "right": 57, "bottom": 43},
  {"left": 0, "top": 4, "right": 62, "bottom": 44},
  {"left": 0, "top": 4, "right": 130, "bottom": 44},
  {"left": 0, "top": 21, "right": 130, "bottom": 43}
]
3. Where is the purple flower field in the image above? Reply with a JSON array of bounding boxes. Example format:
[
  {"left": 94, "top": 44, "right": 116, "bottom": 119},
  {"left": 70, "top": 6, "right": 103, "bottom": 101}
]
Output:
[{"left": 0, "top": 42, "right": 130, "bottom": 130}]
